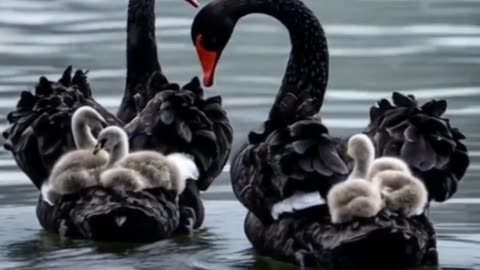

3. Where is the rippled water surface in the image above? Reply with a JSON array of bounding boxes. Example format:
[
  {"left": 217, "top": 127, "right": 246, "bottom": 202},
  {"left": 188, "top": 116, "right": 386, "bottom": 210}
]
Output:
[{"left": 0, "top": 0, "right": 479, "bottom": 269}]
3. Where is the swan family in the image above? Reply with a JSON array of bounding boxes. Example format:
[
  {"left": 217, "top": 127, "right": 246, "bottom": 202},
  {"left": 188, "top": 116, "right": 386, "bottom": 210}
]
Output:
[
  {"left": 1, "top": 0, "right": 471, "bottom": 269},
  {"left": 191, "top": 0, "right": 468, "bottom": 268}
]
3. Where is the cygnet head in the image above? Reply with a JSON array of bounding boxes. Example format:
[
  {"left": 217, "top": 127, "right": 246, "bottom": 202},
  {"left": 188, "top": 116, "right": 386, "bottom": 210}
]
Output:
[
  {"left": 347, "top": 134, "right": 375, "bottom": 179},
  {"left": 72, "top": 106, "right": 107, "bottom": 131},
  {"left": 93, "top": 126, "right": 129, "bottom": 164},
  {"left": 347, "top": 134, "right": 375, "bottom": 162}
]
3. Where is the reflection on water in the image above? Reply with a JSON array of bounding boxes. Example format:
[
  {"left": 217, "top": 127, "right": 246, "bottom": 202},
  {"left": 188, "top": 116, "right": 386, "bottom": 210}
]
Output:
[{"left": 0, "top": 0, "right": 479, "bottom": 269}]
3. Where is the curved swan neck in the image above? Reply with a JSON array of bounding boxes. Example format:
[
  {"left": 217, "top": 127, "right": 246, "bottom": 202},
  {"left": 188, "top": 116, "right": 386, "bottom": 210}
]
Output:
[
  {"left": 120, "top": 0, "right": 163, "bottom": 123},
  {"left": 225, "top": 0, "right": 329, "bottom": 125},
  {"left": 126, "top": 0, "right": 161, "bottom": 93},
  {"left": 108, "top": 138, "right": 129, "bottom": 167},
  {"left": 350, "top": 155, "right": 374, "bottom": 180},
  {"left": 71, "top": 110, "right": 98, "bottom": 149}
]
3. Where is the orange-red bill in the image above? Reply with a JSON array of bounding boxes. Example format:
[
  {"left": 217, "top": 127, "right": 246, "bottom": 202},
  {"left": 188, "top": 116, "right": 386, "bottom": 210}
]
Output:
[
  {"left": 195, "top": 35, "right": 218, "bottom": 87},
  {"left": 185, "top": 0, "right": 199, "bottom": 8}
]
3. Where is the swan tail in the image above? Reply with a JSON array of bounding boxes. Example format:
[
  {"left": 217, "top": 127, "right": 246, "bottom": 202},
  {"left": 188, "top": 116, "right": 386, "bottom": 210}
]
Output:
[
  {"left": 124, "top": 76, "right": 233, "bottom": 191},
  {"left": 365, "top": 92, "right": 469, "bottom": 202}
]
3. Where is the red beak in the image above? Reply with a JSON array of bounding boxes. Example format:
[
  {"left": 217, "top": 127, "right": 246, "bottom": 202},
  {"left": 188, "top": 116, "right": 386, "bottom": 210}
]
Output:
[
  {"left": 185, "top": 0, "right": 199, "bottom": 8},
  {"left": 194, "top": 35, "right": 219, "bottom": 87}
]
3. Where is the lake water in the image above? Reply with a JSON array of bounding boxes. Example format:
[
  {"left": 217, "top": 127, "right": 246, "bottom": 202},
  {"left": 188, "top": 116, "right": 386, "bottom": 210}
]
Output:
[{"left": 0, "top": 0, "right": 479, "bottom": 269}]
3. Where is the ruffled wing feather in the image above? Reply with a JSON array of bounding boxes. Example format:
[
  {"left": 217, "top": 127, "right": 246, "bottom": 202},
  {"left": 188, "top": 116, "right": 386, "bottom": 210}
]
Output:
[
  {"left": 231, "top": 117, "right": 348, "bottom": 223},
  {"left": 2, "top": 67, "right": 123, "bottom": 188},
  {"left": 366, "top": 92, "right": 469, "bottom": 202},
  {"left": 125, "top": 73, "right": 233, "bottom": 192}
]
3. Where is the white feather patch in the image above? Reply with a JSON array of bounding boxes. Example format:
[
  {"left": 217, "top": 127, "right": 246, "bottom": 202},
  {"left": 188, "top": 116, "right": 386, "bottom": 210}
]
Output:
[
  {"left": 271, "top": 191, "right": 326, "bottom": 220},
  {"left": 40, "top": 182, "right": 57, "bottom": 206},
  {"left": 166, "top": 153, "right": 200, "bottom": 181}
]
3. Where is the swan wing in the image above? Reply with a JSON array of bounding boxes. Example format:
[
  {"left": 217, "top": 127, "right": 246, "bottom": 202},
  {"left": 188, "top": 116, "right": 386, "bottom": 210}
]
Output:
[
  {"left": 2, "top": 67, "right": 122, "bottom": 189},
  {"left": 125, "top": 76, "right": 233, "bottom": 191},
  {"left": 366, "top": 92, "right": 469, "bottom": 202},
  {"left": 231, "top": 118, "right": 348, "bottom": 223}
]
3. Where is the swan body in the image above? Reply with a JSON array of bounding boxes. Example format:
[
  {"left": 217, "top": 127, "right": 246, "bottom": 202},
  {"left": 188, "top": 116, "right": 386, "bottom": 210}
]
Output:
[
  {"left": 99, "top": 167, "right": 147, "bottom": 192},
  {"left": 328, "top": 134, "right": 383, "bottom": 224},
  {"left": 191, "top": 0, "right": 447, "bottom": 266},
  {"left": 3, "top": 0, "right": 228, "bottom": 241},
  {"left": 327, "top": 178, "right": 383, "bottom": 224},
  {"left": 349, "top": 135, "right": 428, "bottom": 217},
  {"left": 95, "top": 126, "right": 195, "bottom": 196},
  {"left": 93, "top": 125, "right": 148, "bottom": 192},
  {"left": 347, "top": 134, "right": 375, "bottom": 180},
  {"left": 372, "top": 170, "right": 428, "bottom": 217},
  {"left": 117, "top": 151, "right": 183, "bottom": 193},
  {"left": 42, "top": 106, "right": 109, "bottom": 205}
]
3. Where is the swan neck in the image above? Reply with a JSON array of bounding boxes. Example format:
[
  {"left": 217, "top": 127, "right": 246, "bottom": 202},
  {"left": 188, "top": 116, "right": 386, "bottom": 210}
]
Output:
[
  {"left": 72, "top": 116, "right": 97, "bottom": 149},
  {"left": 121, "top": 0, "right": 162, "bottom": 123},
  {"left": 126, "top": 0, "right": 161, "bottom": 93},
  {"left": 351, "top": 162, "right": 369, "bottom": 180},
  {"left": 228, "top": 0, "right": 329, "bottom": 124},
  {"left": 351, "top": 155, "right": 374, "bottom": 179},
  {"left": 109, "top": 140, "right": 129, "bottom": 167}
]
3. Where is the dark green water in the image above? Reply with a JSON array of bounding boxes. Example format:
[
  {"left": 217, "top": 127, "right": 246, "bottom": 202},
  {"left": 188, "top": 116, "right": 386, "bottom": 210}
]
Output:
[{"left": 0, "top": 0, "right": 479, "bottom": 269}]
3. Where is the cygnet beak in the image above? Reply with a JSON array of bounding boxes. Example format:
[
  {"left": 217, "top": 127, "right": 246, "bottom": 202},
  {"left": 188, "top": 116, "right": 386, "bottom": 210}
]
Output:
[
  {"left": 93, "top": 143, "right": 103, "bottom": 155},
  {"left": 347, "top": 148, "right": 353, "bottom": 158}
]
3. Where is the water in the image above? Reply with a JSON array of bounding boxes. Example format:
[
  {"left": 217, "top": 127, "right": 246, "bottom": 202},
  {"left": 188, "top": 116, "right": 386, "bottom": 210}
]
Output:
[{"left": 0, "top": 0, "right": 479, "bottom": 269}]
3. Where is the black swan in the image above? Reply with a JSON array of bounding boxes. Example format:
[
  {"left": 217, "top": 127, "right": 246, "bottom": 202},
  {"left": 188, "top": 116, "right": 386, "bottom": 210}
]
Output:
[
  {"left": 2, "top": 0, "right": 233, "bottom": 242},
  {"left": 190, "top": 0, "right": 468, "bottom": 268}
]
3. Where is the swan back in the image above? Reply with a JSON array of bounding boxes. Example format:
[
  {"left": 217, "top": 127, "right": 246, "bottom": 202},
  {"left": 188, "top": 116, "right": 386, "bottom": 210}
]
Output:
[
  {"left": 327, "top": 178, "right": 383, "bottom": 224},
  {"left": 100, "top": 168, "right": 147, "bottom": 192},
  {"left": 72, "top": 106, "right": 107, "bottom": 149},
  {"left": 372, "top": 170, "right": 428, "bottom": 216},
  {"left": 271, "top": 191, "right": 326, "bottom": 220},
  {"left": 118, "top": 151, "right": 178, "bottom": 194},
  {"left": 44, "top": 149, "right": 108, "bottom": 205},
  {"left": 347, "top": 134, "right": 375, "bottom": 179},
  {"left": 367, "top": 157, "right": 411, "bottom": 180}
]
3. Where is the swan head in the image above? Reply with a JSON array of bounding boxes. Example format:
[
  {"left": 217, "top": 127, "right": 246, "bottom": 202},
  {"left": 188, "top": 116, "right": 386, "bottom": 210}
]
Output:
[
  {"left": 347, "top": 134, "right": 375, "bottom": 163},
  {"left": 72, "top": 106, "right": 107, "bottom": 149},
  {"left": 185, "top": 0, "right": 199, "bottom": 8},
  {"left": 72, "top": 106, "right": 107, "bottom": 131},
  {"left": 191, "top": 1, "right": 236, "bottom": 86},
  {"left": 93, "top": 126, "right": 129, "bottom": 156}
]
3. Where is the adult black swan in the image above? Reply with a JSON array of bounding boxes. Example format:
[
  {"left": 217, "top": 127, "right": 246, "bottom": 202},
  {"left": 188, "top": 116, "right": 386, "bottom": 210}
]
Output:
[
  {"left": 2, "top": 0, "right": 233, "bottom": 242},
  {"left": 190, "top": 0, "right": 468, "bottom": 268}
]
